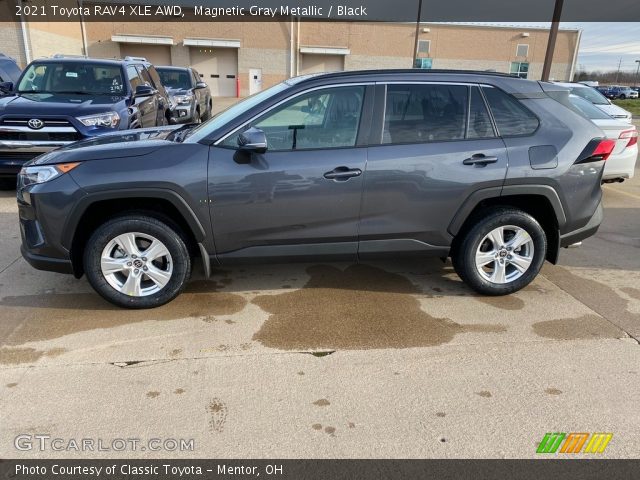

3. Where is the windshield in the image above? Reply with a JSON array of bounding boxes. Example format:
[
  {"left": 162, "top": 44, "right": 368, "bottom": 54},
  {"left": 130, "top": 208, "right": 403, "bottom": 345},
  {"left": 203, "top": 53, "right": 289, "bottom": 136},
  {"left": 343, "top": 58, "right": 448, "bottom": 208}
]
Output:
[
  {"left": 569, "top": 95, "right": 611, "bottom": 120},
  {"left": 185, "top": 81, "right": 292, "bottom": 144},
  {"left": 17, "top": 62, "right": 125, "bottom": 95},
  {"left": 570, "top": 86, "right": 610, "bottom": 105},
  {"left": 157, "top": 68, "right": 192, "bottom": 90}
]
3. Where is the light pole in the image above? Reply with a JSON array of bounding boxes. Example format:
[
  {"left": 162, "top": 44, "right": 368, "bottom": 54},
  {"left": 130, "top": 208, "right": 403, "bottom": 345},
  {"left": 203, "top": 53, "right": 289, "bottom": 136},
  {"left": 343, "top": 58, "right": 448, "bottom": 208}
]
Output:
[
  {"left": 542, "top": 0, "right": 565, "bottom": 81},
  {"left": 412, "top": 0, "right": 423, "bottom": 67},
  {"left": 635, "top": 60, "right": 640, "bottom": 85}
]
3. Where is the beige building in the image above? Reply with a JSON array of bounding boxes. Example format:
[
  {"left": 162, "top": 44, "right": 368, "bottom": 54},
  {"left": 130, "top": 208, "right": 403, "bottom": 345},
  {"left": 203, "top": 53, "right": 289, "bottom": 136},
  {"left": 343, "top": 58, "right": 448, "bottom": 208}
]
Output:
[{"left": 1, "top": 20, "right": 580, "bottom": 96}]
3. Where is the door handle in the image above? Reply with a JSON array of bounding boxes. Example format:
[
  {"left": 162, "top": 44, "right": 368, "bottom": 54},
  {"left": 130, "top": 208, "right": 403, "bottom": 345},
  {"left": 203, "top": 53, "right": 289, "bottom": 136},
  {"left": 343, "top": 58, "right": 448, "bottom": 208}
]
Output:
[
  {"left": 323, "top": 166, "right": 363, "bottom": 181},
  {"left": 463, "top": 154, "right": 499, "bottom": 166}
]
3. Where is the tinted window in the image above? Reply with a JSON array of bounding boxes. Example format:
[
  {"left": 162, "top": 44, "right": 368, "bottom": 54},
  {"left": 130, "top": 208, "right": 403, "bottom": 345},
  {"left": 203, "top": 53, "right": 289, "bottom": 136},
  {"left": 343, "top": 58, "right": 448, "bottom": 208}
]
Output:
[
  {"left": 17, "top": 62, "right": 125, "bottom": 94},
  {"left": 126, "top": 65, "right": 144, "bottom": 90},
  {"left": 468, "top": 87, "right": 495, "bottom": 139},
  {"left": 570, "top": 86, "right": 610, "bottom": 105},
  {"left": 222, "top": 86, "right": 365, "bottom": 151},
  {"left": 482, "top": 86, "right": 539, "bottom": 136},
  {"left": 568, "top": 94, "right": 610, "bottom": 120},
  {"left": 383, "top": 84, "right": 467, "bottom": 144},
  {"left": 157, "top": 68, "right": 192, "bottom": 89}
]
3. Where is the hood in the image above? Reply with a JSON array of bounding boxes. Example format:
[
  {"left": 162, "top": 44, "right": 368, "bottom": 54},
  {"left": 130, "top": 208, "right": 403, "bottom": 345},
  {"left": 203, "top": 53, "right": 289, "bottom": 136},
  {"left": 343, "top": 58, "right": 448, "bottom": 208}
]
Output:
[
  {"left": 596, "top": 103, "right": 632, "bottom": 122},
  {"left": 166, "top": 87, "right": 191, "bottom": 96},
  {"left": 29, "top": 125, "right": 183, "bottom": 166},
  {"left": 0, "top": 92, "right": 127, "bottom": 117}
]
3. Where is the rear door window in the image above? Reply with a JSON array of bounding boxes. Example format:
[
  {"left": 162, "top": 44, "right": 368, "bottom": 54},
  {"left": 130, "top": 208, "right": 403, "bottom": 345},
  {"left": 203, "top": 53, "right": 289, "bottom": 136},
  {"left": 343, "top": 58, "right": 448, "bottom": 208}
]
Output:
[
  {"left": 382, "top": 84, "right": 468, "bottom": 144},
  {"left": 467, "top": 87, "right": 496, "bottom": 139},
  {"left": 482, "top": 86, "right": 539, "bottom": 136}
]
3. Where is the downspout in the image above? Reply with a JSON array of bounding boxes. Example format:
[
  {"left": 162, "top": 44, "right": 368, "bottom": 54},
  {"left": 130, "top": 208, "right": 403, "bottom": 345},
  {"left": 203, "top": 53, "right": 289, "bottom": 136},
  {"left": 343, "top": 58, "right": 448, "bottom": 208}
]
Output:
[
  {"left": 18, "top": 0, "right": 31, "bottom": 64},
  {"left": 569, "top": 29, "right": 582, "bottom": 82},
  {"left": 290, "top": 17, "right": 294, "bottom": 78},
  {"left": 296, "top": 17, "right": 300, "bottom": 76}
]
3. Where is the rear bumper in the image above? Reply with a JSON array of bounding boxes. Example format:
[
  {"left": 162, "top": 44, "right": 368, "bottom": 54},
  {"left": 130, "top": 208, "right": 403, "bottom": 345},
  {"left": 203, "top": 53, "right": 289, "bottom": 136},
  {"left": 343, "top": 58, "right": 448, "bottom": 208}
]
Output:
[
  {"left": 560, "top": 201, "right": 603, "bottom": 247},
  {"left": 603, "top": 146, "right": 637, "bottom": 180}
]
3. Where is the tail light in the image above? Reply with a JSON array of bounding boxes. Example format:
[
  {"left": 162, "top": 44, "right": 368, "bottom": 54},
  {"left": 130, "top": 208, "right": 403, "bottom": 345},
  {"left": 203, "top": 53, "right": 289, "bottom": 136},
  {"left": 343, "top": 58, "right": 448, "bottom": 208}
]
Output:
[
  {"left": 620, "top": 129, "right": 638, "bottom": 148},
  {"left": 576, "top": 138, "right": 616, "bottom": 164}
]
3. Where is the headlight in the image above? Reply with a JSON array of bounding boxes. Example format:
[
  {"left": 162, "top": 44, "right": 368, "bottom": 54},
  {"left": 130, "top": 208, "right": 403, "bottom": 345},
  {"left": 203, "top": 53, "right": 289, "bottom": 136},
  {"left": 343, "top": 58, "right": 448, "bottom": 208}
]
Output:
[
  {"left": 77, "top": 112, "right": 120, "bottom": 128},
  {"left": 19, "top": 163, "right": 81, "bottom": 187},
  {"left": 172, "top": 94, "right": 193, "bottom": 105}
]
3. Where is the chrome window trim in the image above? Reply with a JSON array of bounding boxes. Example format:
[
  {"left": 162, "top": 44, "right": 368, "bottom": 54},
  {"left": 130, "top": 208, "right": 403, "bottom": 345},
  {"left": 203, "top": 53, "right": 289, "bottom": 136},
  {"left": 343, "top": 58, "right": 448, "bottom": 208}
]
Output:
[{"left": 213, "top": 82, "right": 373, "bottom": 146}]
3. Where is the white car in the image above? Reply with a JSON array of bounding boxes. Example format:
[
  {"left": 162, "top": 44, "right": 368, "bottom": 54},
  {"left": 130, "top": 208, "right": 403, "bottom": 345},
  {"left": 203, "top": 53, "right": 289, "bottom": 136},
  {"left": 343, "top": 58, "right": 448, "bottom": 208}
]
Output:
[
  {"left": 569, "top": 95, "right": 638, "bottom": 182},
  {"left": 555, "top": 82, "right": 633, "bottom": 123}
]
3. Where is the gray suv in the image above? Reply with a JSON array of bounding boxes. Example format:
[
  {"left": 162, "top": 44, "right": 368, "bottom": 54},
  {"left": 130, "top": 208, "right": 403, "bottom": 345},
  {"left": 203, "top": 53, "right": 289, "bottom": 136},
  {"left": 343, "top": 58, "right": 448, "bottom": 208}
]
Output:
[{"left": 17, "top": 70, "right": 612, "bottom": 308}]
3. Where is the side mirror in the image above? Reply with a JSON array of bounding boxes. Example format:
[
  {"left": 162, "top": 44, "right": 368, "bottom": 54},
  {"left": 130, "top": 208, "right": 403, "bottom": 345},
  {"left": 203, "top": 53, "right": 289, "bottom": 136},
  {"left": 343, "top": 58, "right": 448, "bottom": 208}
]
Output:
[
  {"left": 195, "top": 81, "right": 207, "bottom": 89},
  {"left": 134, "top": 84, "right": 155, "bottom": 97},
  {"left": 0, "top": 81, "right": 13, "bottom": 93},
  {"left": 238, "top": 127, "right": 267, "bottom": 154}
]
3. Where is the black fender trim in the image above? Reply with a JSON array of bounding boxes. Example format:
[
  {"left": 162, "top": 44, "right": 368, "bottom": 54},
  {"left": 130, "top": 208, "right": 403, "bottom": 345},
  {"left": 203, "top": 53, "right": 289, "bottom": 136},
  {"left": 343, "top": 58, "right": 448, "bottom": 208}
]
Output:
[
  {"left": 62, "top": 188, "right": 207, "bottom": 249},
  {"left": 448, "top": 184, "right": 567, "bottom": 236}
]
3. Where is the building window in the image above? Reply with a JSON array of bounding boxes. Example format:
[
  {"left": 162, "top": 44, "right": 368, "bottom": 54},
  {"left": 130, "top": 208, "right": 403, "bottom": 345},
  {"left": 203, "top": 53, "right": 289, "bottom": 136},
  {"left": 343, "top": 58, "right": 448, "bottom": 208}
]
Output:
[
  {"left": 510, "top": 62, "right": 529, "bottom": 79},
  {"left": 417, "top": 40, "right": 430, "bottom": 55},
  {"left": 516, "top": 44, "right": 529, "bottom": 57},
  {"left": 414, "top": 58, "right": 432, "bottom": 69}
]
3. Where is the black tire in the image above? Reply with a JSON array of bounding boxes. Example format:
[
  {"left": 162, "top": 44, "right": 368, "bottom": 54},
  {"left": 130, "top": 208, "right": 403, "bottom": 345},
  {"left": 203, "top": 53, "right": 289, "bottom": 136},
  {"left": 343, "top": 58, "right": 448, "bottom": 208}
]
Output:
[
  {"left": 202, "top": 100, "right": 212, "bottom": 121},
  {"left": 452, "top": 208, "right": 546, "bottom": 296},
  {"left": 0, "top": 178, "right": 16, "bottom": 191},
  {"left": 83, "top": 215, "right": 191, "bottom": 309},
  {"left": 619, "top": 94, "right": 626, "bottom": 100}
]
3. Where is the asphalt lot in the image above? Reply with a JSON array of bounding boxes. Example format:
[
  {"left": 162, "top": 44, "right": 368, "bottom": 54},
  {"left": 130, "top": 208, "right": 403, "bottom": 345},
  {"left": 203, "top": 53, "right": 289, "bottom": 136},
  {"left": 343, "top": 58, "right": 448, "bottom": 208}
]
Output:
[{"left": 0, "top": 129, "right": 639, "bottom": 458}]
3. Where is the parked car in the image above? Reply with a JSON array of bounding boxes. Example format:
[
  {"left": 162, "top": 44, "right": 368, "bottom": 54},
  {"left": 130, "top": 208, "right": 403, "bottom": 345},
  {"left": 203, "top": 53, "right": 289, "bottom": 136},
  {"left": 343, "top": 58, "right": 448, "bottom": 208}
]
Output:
[
  {"left": 0, "top": 53, "right": 22, "bottom": 96},
  {"left": 17, "top": 70, "right": 611, "bottom": 308},
  {"left": 568, "top": 94, "right": 637, "bottom": 182},
  {"left": 608, "top": 86, "right": 638, "bottom": 99},
  {"left": 554, "top": 82, "right": 633, "bottom": 122},
  {"left": 0, "top": 55, "right": 171, "bottom": 188},
  {"left": 156, "top": 66, "right": 212, "bottom": 124},
  {"left": 596, "top": 86, "right": 616, "bottom": 99}
]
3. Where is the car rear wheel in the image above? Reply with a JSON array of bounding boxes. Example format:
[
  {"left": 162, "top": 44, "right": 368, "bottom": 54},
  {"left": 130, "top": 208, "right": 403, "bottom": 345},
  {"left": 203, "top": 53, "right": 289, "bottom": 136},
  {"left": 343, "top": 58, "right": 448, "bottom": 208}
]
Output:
[
  {"left": 452, "top": 208, "right": 546, "bottom": 295},
  {"left": 619, "top": 94, "right": 626, "bottom": 100},
  {"left": 84, "top": 215, "right": 191, "bottom": 308}
]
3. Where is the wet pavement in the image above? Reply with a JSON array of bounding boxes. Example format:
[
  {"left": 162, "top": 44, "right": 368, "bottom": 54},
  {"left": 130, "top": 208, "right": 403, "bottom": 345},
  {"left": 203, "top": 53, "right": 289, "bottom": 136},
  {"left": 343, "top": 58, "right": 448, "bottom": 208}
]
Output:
[{"left": 0, "top": 161, "right": 639, "bottom": 458}]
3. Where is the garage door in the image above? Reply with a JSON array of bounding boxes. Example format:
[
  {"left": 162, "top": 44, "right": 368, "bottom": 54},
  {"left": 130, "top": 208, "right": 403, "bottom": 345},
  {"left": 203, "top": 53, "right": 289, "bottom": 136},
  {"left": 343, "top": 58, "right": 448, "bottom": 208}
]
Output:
[
  {"left": 300, "top": 54, "right": 344, "bottom": 75},
  {"left": 119, "top": 44, "right": 171, "bottom": 66},
  {"left": 190, "top": 47, "right": 238, "bottom": 97}
]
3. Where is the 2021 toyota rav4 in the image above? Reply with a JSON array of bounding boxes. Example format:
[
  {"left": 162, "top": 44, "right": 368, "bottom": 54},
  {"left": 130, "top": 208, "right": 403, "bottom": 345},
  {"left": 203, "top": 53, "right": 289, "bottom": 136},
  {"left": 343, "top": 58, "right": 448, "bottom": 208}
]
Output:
[{"left": 17, "top": 70, "right": 612, "bottom": 309}]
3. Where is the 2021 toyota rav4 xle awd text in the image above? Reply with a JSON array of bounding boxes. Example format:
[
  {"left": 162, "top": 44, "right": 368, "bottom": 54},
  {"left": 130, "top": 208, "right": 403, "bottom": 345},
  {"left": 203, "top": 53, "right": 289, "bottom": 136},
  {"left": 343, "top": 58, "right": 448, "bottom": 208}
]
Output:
[{"left": 17, "top": 70, "right": 613, "bottom": 308}]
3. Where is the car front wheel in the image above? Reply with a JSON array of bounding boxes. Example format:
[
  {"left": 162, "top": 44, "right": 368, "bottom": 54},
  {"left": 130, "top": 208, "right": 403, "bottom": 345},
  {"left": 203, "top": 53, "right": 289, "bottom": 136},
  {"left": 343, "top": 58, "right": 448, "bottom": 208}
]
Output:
[
  {"left": 84, "top": 215, "right": 191, "bottom": 308},
  {"left": 452, "top": 208, "right": 547, "bottom": 295}
]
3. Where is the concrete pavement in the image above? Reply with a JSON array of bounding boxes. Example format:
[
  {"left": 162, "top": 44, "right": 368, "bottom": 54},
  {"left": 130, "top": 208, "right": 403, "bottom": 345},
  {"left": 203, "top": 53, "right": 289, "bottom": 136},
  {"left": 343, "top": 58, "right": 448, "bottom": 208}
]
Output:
[{"left": 0, "top": 162, "right": 639, "bottom": 459}]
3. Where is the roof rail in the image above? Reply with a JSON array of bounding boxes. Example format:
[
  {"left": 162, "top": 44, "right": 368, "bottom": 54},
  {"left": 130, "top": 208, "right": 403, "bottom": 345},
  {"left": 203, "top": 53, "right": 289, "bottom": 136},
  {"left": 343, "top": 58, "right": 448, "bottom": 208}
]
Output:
[
  {"left": 124, "top": 56, "right": 148, "bottom": 62},
  {"left": 302, "top": 69, "right": 521, "bottom": 80},
  {"left": 52, "top": 53, "right": 88, "bottom": 59}
]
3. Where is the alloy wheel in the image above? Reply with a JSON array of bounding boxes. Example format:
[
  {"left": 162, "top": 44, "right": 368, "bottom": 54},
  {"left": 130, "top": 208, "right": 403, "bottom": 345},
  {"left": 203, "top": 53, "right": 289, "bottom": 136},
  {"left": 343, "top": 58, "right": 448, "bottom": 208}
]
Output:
[
  {"left": 474, "top": 225, "right": 534, "bottom": 284},
  {"left": 100, "top": 232, "right": 173, "bottom": 297}
]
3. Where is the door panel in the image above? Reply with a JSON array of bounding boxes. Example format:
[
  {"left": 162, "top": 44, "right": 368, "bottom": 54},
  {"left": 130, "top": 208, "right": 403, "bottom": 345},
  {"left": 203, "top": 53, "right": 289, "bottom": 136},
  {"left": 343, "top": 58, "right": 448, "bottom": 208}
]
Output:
[
  {"left": 208, "top": 85, "right": 371, "bottom": 260},
  {"left": 360, "top": 83, "right": 508, "bottom": 249},
  {"left": 361, "top": 139, "right": 508, "bottom": 247},
  {"left": 209, "top": 147, "right": 367, "bottom": 258}
]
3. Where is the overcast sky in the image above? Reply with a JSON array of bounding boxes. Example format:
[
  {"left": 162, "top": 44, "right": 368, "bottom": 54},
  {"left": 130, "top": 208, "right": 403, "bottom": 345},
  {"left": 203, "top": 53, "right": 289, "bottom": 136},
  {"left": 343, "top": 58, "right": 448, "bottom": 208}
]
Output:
[{"left": 475, "top": 22, "right": 639, "bottom": 73}]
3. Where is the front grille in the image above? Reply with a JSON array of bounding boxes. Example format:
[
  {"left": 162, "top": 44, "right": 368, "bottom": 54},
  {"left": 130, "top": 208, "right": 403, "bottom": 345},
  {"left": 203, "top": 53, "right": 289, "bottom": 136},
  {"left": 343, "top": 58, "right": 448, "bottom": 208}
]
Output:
[
  {"left": 1, "top": 117, "right": 73, "bottom": 128},
  {"left": 0, "top": 131, "right": 81, "bottom": 142}
]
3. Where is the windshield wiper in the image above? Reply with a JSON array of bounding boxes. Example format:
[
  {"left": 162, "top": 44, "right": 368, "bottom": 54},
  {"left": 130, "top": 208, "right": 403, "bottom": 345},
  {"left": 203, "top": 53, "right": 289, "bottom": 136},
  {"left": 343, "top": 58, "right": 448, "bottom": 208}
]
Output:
[
  {"left": 169, "top": 124, "right": 197, "bottom": 143},
  {"left": 57, "top": 91, "right": 95, "bottom": 95}
]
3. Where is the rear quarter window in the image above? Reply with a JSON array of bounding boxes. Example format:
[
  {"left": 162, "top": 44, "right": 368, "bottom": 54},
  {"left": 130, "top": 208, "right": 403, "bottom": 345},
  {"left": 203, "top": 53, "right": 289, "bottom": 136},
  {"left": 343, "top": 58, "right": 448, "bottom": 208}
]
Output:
[{"left": 482, "top": 86, "right": 539, "bottom": 137}]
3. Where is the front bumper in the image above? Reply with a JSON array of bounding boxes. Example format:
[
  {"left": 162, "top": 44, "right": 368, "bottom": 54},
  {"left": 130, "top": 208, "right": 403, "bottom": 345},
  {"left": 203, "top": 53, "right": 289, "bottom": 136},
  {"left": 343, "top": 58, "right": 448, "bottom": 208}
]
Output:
[
  {"left": 170, "top": 103, "right": 197, "bottom": 124},
  {"left": 18, "top": 172, "right": 86, "bottom": 276}
]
